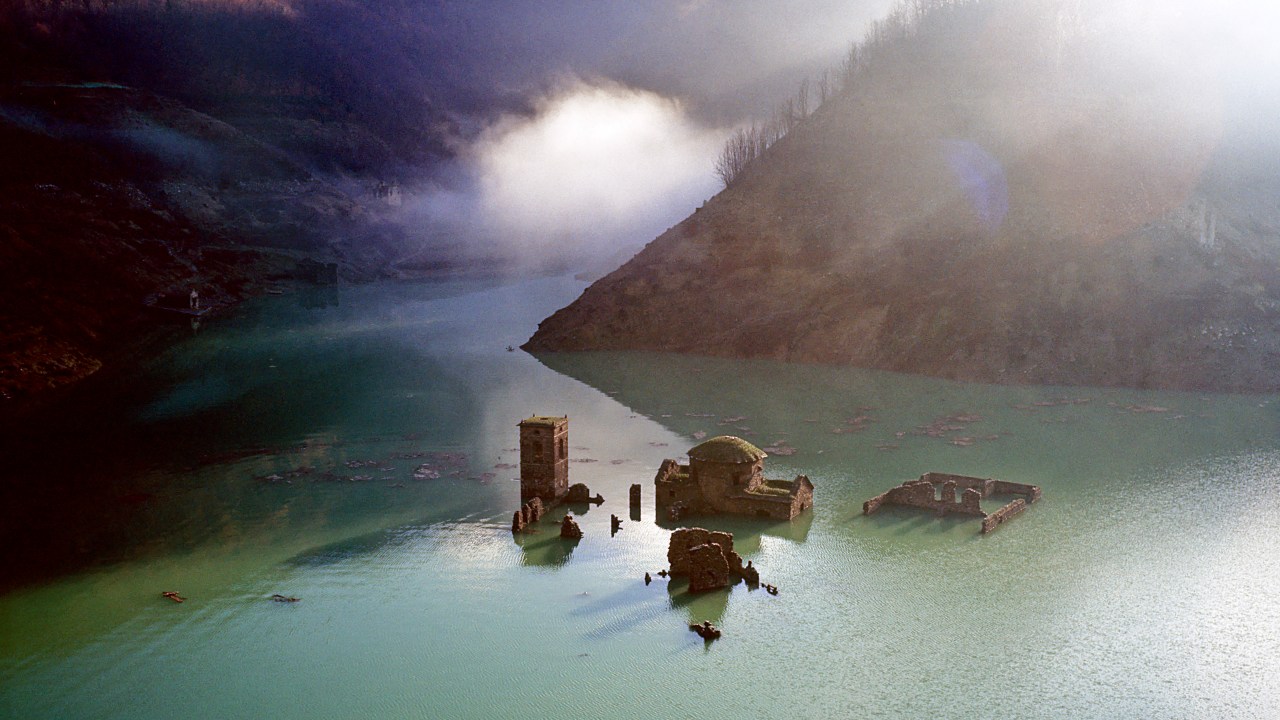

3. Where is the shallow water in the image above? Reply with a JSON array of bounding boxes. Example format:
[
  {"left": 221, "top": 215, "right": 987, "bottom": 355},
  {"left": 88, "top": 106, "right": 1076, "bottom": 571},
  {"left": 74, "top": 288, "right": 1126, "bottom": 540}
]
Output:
[{"left": 2, "top": 275, "right": 1279, "bottom": 719}]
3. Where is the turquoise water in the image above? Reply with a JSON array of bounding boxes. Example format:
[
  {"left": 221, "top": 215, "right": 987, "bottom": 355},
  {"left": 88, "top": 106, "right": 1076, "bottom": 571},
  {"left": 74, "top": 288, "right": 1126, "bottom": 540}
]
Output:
[{"left": 2, "top": 275, "right": 1279, "bottom": 719}]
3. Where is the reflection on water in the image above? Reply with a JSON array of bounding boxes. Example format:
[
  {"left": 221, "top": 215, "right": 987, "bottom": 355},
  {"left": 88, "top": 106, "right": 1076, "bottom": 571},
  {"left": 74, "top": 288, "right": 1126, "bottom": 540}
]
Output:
[{"left": 2, "top": 275, "right": 1279, "bottom": 719}]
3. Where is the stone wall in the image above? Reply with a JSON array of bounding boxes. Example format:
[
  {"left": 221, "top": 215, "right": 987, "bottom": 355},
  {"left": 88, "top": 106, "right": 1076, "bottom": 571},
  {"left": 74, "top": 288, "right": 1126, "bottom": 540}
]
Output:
[
  {"left": 982, "top": 498, "right": 1026, "bottom": 534},
  {"left": 992, "top": 480, "right": 1041, "bottom": 503},
  {"left": 863, "top": 478, "right": 986, "bottom": 518},
  {"left": 655, "top": 459, "right": 706, "bottom": 519}
]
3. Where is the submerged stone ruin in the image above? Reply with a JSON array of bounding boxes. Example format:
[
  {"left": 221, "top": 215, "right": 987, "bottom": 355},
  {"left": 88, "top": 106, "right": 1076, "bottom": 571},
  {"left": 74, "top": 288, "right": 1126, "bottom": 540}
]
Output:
[
  {"left": 666, "top": 527, "right": 756, "bottom": 592},
  {"left": 559, "top": 514, "right": 583, "bottom": 540},
  {"left": 511, "top": 415, "right": 574, "bottom": 535},
  {"left": 565, "top": 482, "right": 604, "bottom": 505},
  {"left": 863, "top": 472, "right": 1041, "bottom": 534},
  {"left": 655, "top": 436, "right": 814, "bottom": 522},
  {"left": 511, "top": 497, "right": 544, "bottom": 534}
]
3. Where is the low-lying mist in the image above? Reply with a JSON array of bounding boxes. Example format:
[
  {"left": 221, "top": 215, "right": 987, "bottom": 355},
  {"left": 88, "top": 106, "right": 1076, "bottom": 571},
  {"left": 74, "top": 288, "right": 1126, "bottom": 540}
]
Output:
[{"left": 396, "top": 79, "right": 727, "bottom": 273}]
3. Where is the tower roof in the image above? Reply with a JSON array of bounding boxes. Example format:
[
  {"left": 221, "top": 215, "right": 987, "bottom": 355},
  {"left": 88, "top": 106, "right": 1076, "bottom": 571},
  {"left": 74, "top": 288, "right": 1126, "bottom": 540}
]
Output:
[
  {"left": 519, "top": 415, "right": 567, "bottom": 427},
  {"left": 688, "top": 436, "right": 766, "bottom": 464}
]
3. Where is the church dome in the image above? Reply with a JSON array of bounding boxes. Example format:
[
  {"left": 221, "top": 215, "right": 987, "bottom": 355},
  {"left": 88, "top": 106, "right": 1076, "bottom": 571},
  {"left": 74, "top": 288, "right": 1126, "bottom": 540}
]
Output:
[{"left": 687, "top": 436, "right": 766, "bottom": 464}]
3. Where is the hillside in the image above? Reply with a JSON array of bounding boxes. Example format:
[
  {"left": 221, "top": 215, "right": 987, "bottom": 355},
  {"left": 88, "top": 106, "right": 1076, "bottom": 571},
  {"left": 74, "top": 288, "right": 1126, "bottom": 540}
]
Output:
[
  {"left": 524, "top": 0, "right": 1280, "bottom": 392},
  {"left": 0, "top": 83, "right": 415, "bottom": 400}
]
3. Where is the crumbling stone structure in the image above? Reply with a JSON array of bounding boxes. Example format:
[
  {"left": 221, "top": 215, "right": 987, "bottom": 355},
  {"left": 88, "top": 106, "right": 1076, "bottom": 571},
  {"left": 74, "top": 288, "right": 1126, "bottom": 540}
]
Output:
[
  {"left": 519, "top": 416, "right": 568, "bottom": 504},
  {"left": 666, "top": 527, "right": 753, "bottom": 593},
  {"left": 564, "top": 482, "right": 604, "bottom": 505},
  {"left": 559, "top": 514, "right": 583, "bottom": 540},
  {"left": 655, "top": 436, "right": 814, "bottom": 521},
  {"left": 863, "top": 472, "right": 1041, "bottom": 534},
  {"left": 511, "top": 497, "right": 545, "bottom": 533}
]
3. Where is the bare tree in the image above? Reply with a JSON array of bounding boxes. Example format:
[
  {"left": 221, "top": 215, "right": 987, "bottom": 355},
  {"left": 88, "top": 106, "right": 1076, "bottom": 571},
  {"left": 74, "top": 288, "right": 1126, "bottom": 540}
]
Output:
[
  {"left": 714, "top": 125, "right": 756, "bottom": 187},
  {"left": 817, "top": 68, "right": 832, "bottom": 106}
]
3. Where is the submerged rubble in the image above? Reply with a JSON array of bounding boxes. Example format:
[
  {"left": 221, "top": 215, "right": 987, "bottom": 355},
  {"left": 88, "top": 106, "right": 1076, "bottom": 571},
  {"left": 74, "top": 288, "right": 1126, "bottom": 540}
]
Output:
[
  {"left": 666, "top": 527, "right": 756, "bottom": 592},
  {"left": 559, "top": 514, "right": 583, "bottom": 540}
]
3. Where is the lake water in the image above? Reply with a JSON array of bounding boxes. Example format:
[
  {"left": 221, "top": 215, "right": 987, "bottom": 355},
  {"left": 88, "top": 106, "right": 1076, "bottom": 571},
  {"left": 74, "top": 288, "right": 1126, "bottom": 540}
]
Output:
[{"left": 2, "top": 275, "right": 1279, "bottom": 719}]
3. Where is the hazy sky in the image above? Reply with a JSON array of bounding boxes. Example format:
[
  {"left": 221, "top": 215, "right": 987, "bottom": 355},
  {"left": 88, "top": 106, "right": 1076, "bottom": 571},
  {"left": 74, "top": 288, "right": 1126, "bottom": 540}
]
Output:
[
  {"left": 397, "top": 0, "right": 1280, "bottom": 269},
  {"left": 399, "top": 0, "right": 894, "bottom": 268}
]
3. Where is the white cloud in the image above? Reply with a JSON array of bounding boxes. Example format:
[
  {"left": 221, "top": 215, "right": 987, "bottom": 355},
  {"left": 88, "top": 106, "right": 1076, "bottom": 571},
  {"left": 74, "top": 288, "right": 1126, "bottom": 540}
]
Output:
[{"left": 465, "top": 79, "right": 726, "bottom": 266}]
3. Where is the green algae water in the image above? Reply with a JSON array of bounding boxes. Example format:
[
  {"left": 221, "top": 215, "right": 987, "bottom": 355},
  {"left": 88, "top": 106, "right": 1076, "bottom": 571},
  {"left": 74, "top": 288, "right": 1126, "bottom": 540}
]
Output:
[{"left": 2, "top": 275, "right": 1279, "bottom": 719}]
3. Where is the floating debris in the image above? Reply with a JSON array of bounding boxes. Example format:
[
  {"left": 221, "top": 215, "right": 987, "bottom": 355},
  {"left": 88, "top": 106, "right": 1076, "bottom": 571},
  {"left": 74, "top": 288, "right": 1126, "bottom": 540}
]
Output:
[
  {"left": 161, "top": 591, "right": 186, "bottom": 603},
  {"left": 1126, "top": 405, "right": 1170, "bottom": 414},
  {"left": 270, "top": 594, "right": 300, "bottom": 603},
  {"left": 344, "top": 459, "right": 386, "bottom": 469}
]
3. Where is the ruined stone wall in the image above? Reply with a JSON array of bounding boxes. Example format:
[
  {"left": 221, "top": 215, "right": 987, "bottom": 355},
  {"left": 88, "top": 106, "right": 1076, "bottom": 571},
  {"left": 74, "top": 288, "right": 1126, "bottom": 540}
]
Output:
[
  {"left": 792, "top": 475, "right": 814, "bottom": 515},
  {"left": 981, "top": 498, "right": 1026, "bottom": 533},
  {"left": 511, "top": 497, "right": 545, "bottom": 533},
  {"left": 992, "top": 480, "right": 1041, "bottom": 503},
  {"left": 655, "top": 459, "right": 705, "bottom": 517},
  {"left": 865, "top": 473, "right": 1040, "bottom": 533},
  {"left": 720, "top": 492, "right": 795, "bottom": 520},
  {"left": 920, "top": 472, "right": 994, "bottom": 495},
  {"left": 863, "top": 478, "right": 985, "bottom": 518}
]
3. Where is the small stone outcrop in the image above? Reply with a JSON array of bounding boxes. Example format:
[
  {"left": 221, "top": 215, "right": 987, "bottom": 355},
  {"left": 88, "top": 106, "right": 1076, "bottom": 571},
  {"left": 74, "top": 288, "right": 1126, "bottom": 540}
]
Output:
[
  {"left": 666, "top": 527, "right": 754, "bottom": 593},
  {"left": 511, "top": 497, "right": 544, "bottom": 533},
  {"left": 689, "top": 620, "right": 722, "bottom": 640},
  {"left": 559, "top": 514, "right": 583, "bottom": 540},
  {"left": 565, "top": 483, "right": 604, "bottom": 505}
]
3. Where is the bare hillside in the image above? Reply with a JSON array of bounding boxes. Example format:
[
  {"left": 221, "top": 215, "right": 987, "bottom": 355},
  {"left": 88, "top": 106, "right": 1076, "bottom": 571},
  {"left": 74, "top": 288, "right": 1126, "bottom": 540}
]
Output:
[{"left": 525, "top": 0, "right": 1280, "bottom": 392}]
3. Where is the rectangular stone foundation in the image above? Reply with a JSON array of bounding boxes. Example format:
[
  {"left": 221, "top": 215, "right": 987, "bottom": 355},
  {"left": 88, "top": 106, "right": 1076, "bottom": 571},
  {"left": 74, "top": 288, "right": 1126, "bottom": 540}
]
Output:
[{"left": 864, "top": 472, "right": 1041, "bottom": 534}]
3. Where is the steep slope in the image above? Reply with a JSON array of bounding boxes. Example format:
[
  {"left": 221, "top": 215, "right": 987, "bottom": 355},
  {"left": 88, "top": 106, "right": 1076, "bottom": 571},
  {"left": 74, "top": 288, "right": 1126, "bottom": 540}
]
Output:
[
  {"left": 0, "top": 84, "right": 408, "bottom": 400},
  {"left": 525, "top": 1, "right": 1280, "bottom": 392}
]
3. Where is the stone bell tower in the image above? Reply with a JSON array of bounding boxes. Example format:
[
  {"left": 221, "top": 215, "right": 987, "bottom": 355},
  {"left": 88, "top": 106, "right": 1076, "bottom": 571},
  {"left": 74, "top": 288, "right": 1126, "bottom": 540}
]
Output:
[{"left": 518, "top": 415, "right": 568, "bottom": 504}]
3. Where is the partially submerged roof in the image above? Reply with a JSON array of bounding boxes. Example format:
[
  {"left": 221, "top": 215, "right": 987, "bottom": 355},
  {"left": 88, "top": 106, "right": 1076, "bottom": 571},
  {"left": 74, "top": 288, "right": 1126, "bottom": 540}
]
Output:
[
  {"left": 688, "top": 436, "right": 766, "bottom": 464},
  {"left": 519, "top": 415, "right": 567, "bottom": 427}
]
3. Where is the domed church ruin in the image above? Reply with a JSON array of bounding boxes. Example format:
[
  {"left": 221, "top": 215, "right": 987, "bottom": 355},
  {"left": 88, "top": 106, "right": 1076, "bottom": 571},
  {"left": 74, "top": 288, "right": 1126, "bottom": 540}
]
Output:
[{"left": 654, "top": 436, "right": 814, "bottom": 521}]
